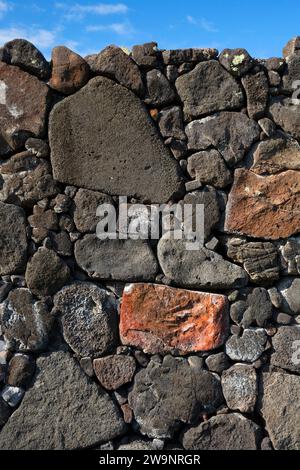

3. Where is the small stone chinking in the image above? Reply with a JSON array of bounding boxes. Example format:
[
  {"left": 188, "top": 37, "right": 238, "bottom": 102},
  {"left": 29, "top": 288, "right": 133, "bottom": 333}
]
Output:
[{"left": 0, "top": 36, "right": 300, "bottom": 451}]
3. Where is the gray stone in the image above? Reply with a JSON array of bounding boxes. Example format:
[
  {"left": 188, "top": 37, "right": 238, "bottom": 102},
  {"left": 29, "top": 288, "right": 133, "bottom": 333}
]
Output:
[
  {"left": 73, "top": 188, "right": 114, "bottom": 233},
  {"left": 258, "top": 371, "right": 300, "bottom": 450},
  {"left": 25, "top": 248, "right": 70, "bottom": 298},
  {"left": 181, "top": 413, "right": 262, "bottom": 450},
  {"left": 276, "top": 277, "right": 300, "bottom": 315},
  {"left": 176, "top": 61, "right": 244, "bottom": 119},
  {"left": 0, "top": 351, "right": 126, "bottom": 449},
  {"left": 7, "top": 354, "right": 35, "bottom": 388},
  {"left": 157, "top": 106, "right": 186, "bottom": 140},
  {"left": 225, "top": 328, "right": 267, "bottom": 363},
  {"left": 75, "top": 236, "right": 158, "bottom": 282},
  {"left": 269, "top": 96, "right": 300, "bottom": 141},
  {"left": 251, "top": 135, "right": 300, "bottom": 175},
  {"left": 283, "top": 54, "right": 300, "bottom": 91},
  {"left": 53, "top": 282, "right": 118, "bottom": 358},
  {"left": 0, "top": 153, "right": 59, "bottom": 207},
  {"left": 0, "top": 288, "right": 52, "bottom": 351},
  {"left": 0, "top": 202, "right": 27, "bottom": 275},
  {"left": 0, "top": 398, "right": 11, "bottom": 428},
  {"left": 242, "top": 71, "right": 269, "bottom": 119},
  {"left": 157, "top": 233, "right": 248, "bottom": 290},
  {"left": 85, "top": 45, "right": 144, "bottom": 96},
  {"left": 230, "top": 288, "right": 273, "bottom": 327},
  {"left": 187, "top": 150, "right": 232, "bottom": 188},
  {"left": 49, "top": 76, "right": 182, "bottom": 203},
  {"left": 221, "top": 364, "right": 257, "bottom": 413},
  {"left": 271, "top": 326, "right": 300, "bottom": 373},
  {"left": 283, "top": 37, "right": 300, "bottom": 58},
  {"left": 2, "top": 39, "right": 50, "bottom": 79},
  {"left": 258, "top": 118, "right": 277, "bottom": 137},
  {"left": 268, "top": 70, "right": 281, "bottom": 87},
  {"left": 185, "top": 112, "right": 260, "bottom": 166},
  {"left": 205, "top": 352, "right": 231, "bottom": 373},
  {"left": 117, "top": 439, "right": 154, "bottom": 450},
  {"left": 128, "top": 355, "right": 224, "bottom": 439},
  {"left": 279, "top": 236, "right": 300, "bottom": 275},
  {"left": 145, "top": 69, "right": 176, "bottom": 107},
  {"left": 93, "top": 354, "right": 136, "bottom": 390},
  {"left": 25, "top": 137, "right": 50, "bottom": 158},
  {"left": 49, "top": 231, "right": 72, "bottom": 257},
  {"left": 162, "top": 48, "right": 218, "bottom": 65},
  {"left": 219, "top": 48, "right": 254, "bottom": 76},
  {"left": 131, "top": 42, "right": 160, "bottom": 68},
  {"left": 1, "top": 385, "right": 24, "bottom": 407},
  {"left": 226, "top": 238, "right": 279, "bottom": 285}
]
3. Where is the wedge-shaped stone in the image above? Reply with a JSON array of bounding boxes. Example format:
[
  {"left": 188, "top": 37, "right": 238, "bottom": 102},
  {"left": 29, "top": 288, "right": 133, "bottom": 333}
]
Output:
[
  {"left": 225, "top": 169, "right": 300, "bottom": 239},
  {"left": 0, "top": 202, "right": 27, "bottom": 275},
  {"left": 120, "top": 283, "right": 229, "bottom": 354},
  {"left": 251, "top": 136, "right": 300, "bottom": 175},
  {"left": 49, "top": 76, "right": 182, "bottom": 203}
]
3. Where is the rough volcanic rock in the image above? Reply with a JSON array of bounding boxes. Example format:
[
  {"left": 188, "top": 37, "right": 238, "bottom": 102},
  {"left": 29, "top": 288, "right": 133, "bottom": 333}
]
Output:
[
  {"left": 157, "top": 234, "right": 248, "bottom": 290},
  {"left": 0, "top": 202, "right": 27, "bottom": 275},
  {"left": 93, "top": 354, "right": 136, "bottom": 390},
  {"left": 131, "top": 42, "right": 160, "bottom": 68},
  {"left": 219, "top": 48, "right": 254, "bottom": 76},
  {"left": 145, "top": 69, "right": 176, "bottom": 106},
  {"left": 225, "top": 168, "right": 300, "bottom": 239},
  {"left": 280, "top": 237, "right": 300, "bottom": 275},
  {"left": 181, "top": 413, "right": 262, "bottom": 450},
  {"left": 276, "top": 277, "right": 300, "bottom": 315},
  {"left": 73, "top": 188, "right": 114, "bottom": 233},
  {"left": 176, "top": 61, "right": 244, "bottom": 119},
  {"left": 205, "top": 352, "right": 231, "bottom": 373},
  {"left": 0, "top": 397, "right": 11, "bottom": 428},
  {"left": 2, "top": 39, "right": 50, "bottom": 79},
  {"left": 128, "top": 355, "right": 224, "bottom": 438},
  {"left": 242, "top": 71, "right": 269, "bottom": 119},
  {"left": 226, "top": 238, "right": 279, "bottom": 284},
  {"left": 282, "top": 54, "right": 300, "bottom": 91},
  {"left": 269, "top": 96, "right": 300, "bottom": 141},
  {"left": 7, "top": 354, "right": 35, "bottom": 388},
  {"left": 158, "top": 106, "right": 186, "bottom": 140},
  {"left": 85, "top": 45, "right": 144, "bottom": 96},
  {"left": 251, "top": 135, "right": 300, "bottom": 175},
  {"left": 117, "top": 439, "right": 154, "bottom": 450},
  {"left": 186, "top": 112, "right": 260, "bottom": 166},
  {"left": 75, "top": 236, "right": 158, "bottom": 282},
  {"left": 0, "top": 288, "right": 51, "bottom": 351},
  {"left": 25, "top": 248, "right": 70, "bottom": 298},
  {"left": 25, "top": 137, "right": 50, "bottom": 158},
  {"left": 49, "top": 46, "right": 90, "bottom": 94},
  {"left": 162, "top": 48, "right": 218, "bottom": 65},
  {"left": 221, "top": 364, "right": 257, "bottom": 413},
  {"left": 258, "top": 117, "right": 277, "bottom": 137},
  {"left": 225, "top": 328, "right": 267, "bottom": 363},
  {"left": 53, "top": 282, "right": 118, "bottom": 358},
  {"left": 0, "top": 351, "right": 126, "bottom": 449},
  {"left": 283, "top": 36, "right": 300, "bottom": 58},
  {"left": 258, "top": 371, "right": 300, "bottom": 450},
  {"left": 230, "top": 288, "right": 273, "bottom": 327},
  {"left": 0, "top": 153, "right": 59, "bottom": 207},
  {"left": 49, "top": 76, "right": 182, "bottom": 203},
  {"left": 271, "top": 326, "right": 300, "bottom": 373},
  {"left": 0, "top": 62, "right": 49, "bottom": 154},
  {"left": 187, "top": 150, "right": 232, "bottom": 188},
  {"left": 120, "top": 283, "right": 229, "bottom": 354}
]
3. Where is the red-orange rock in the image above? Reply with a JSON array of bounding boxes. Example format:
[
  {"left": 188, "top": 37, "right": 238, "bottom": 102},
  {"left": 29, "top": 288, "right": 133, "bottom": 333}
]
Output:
[
  {"left": 120, "top": 283, "right": 229, "bottom": 354},
  {"left": 49, "top": 46, "right": 90, "bottom": 95},
  {"left": 225, "top": 169, "right": 300, "bottom": 239}
]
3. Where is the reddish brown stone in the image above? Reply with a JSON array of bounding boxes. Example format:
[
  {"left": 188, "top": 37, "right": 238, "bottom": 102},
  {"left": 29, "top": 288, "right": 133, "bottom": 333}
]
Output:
[
  {"left": 0, "top": 62, "right": 49, "bottom": 154},
  {"left": 121, "top": 403, "right": 133, "bottom": 424},
  {"left": 49, "top": 46, "right": 90, "bottom": 95},
  {"left": 225, "top": 169, "right": 300, "bottom": 239},
  {"left": 120, "top": 283, "right": 229, "bottom": 354},
  {"left": 93, "top": 355, "right": 136, "bottom": 391}
]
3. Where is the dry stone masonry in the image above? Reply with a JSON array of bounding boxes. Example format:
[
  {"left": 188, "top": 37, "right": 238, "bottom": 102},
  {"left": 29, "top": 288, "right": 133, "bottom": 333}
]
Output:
[{"left": 0, "top": 36, "right": 300, "bottom": 450}]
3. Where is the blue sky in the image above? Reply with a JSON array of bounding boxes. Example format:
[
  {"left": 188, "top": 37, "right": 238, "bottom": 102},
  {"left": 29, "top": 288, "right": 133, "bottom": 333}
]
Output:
[{"left": 0, "top": 0, "right": 299, "bottom": 59}]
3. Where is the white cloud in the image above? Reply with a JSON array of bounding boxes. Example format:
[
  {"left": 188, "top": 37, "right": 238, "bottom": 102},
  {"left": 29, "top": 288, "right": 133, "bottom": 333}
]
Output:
[
  {"left": 0, "top": 27, "right": 57, "bottom": 49},
  {"left": 186, "top": 15, "right": 219, "bottom": 33},
  {"left": 56, "top": 2, "right": 128, "bottom": 20},
  {"left": 86, "top": 22, "right": 133, "bottom": 35},
  {"left": 0, "top": 1, "right": 12, "bottom": 17}
]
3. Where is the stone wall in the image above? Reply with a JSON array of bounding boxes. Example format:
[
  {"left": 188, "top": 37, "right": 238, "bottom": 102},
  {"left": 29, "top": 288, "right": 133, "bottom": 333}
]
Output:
[{"left": 0, "top": 37, "right": 300, "bottom": 450}]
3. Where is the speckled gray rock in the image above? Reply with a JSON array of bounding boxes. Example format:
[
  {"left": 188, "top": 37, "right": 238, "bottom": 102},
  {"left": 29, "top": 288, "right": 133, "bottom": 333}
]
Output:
[
  {"left": 221, "top": 364, "right": 257, "bottom": 413},
  {"left": 258, "top": 371, "right": 300, "bottom": 450},
  {"left": 0, "top": 202, "right": 27, "bottom": 276},
  {"left": 73, "top": 188, "right": 114, "bottom": 233},
  {"left": 279, "top": 237, "right": 300, "bottom": 275},
  {"left": 271, "top": 326, "right": 300, "bottom": 373},
  {"left": 241, "top": 71, "right": 269, "bottom": 119},
  {"left": 219, "top": 48, "right": 254, "bottom": 76},
  {"left": 158, "top": 106, "right": 186, "bottom": 140},
  {"left": 93, "top": 354, "right": 136, "bottom": 390},
  {"left": 230, "top": 288, "right": 273, "bottom": 327},
  {"left": 181, "top": 413, "right": 262, "bottom": 450},
  {"left": 185, "top": 112, "right": 260, "bottom": 166},
  {"left": 1, "top": 39, "right": 50, "bottom": 79},
  {"left": 128, "top": 355, "right": 224, "bottom": 439},
  {"left": 251, "top": 135, "right": 300, "bottom": 175},
  {"left": 205, "top": 352, "right": 231, "bottom": 373},
  {"left": 145, "top": 69, "right": 176, "bottom": 107},
  {"left": 0, "top": 397, "right": 11, "bottom": 428},
  {"left": 7, "top": 354, "right": 35, "bottom": 388},
  {"left": 282, "top": 54, "right": 300, "bottom": 91},
  {"left": 187, "top": 150, "right": 232, "bottom": 188},
  {"left": 53, "top": 282, "right": 118, "bottom": 358},
  {"left": 49, "top": 76, "right": 182, "bottom": 203},
  {"left": 225, "top": 328, "right": 267, "bottom": 363},
  {"left": 0, "top": 288, "right": 51, "bottom": 351},
  {"left": 157, "top": 234, "right": 248, "bottom": 290},
  {"left": 176, "top": 61, "right": 244, "bottom": 119},
  {"left": 269, "top": 96, "right": 300, "bottom": 141},
  {"left": 275, "top": 277, "right": 300, "bottom": 315},
  {"left": 25, "top": 248, "right": 70, "bottom": 298},
  {"left": 75, "top": 236, "right": 158, "bottom": 282},
  {"left": 0, "top": 351, "right": 126, "bottom": 449}
]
